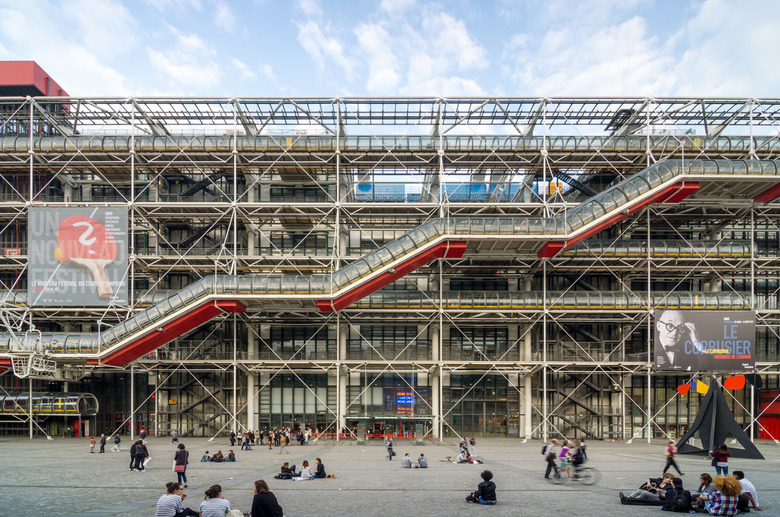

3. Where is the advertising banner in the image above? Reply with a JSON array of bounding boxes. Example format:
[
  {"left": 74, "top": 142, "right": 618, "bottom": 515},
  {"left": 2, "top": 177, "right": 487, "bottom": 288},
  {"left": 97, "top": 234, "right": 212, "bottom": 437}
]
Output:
[
  {"left": 654, "top": 310, "right": 755, "bottom": 371},
  {"left": 28, "top": 207, "right": 128, "bottom": 306}
]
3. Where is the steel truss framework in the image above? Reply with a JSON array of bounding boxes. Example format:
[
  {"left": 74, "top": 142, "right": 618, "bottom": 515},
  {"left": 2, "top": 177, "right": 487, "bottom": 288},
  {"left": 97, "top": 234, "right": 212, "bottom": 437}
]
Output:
[{"left": 2, "top": 96, "right": 780, "bottom": 442}]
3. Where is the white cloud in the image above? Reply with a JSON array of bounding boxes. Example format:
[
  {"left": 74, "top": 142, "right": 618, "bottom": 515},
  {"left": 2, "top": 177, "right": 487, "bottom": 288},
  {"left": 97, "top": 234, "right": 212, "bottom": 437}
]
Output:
[
  {"left": 423, "top": 11, "right": 487, "bottom": 71},
  {"left": 214, "top": 2, "right": 237, "bottom": 31},
  {"left": 354, "top": 22, "right": 400, "bottom": 93},
  {"left": 297, "top": 20, "right": 354, "bottom": 79},
  {"left": 260, "top": 64, "right": 277, "bottom": 82},
  {"left": 297, "top": 0, "right": 322, "bottom": 18},
  {"left": 147, "top": 28, "right": 222, "bottom": 90},
  {"left": 145, "top": 0, "right": 202, "bottom": 11},
  {"left": 671, "top": 0, "right": 780, "bottom": 96},
  {"left": 231, "top": 58, "right": 256, "bottom": 80},
  {"left": 501, "top": 15, "right": 674, "bottom": 96},
  {"left": 0, "top": 2, "right": 133, "bottom": 95},
  {"left": 63, "top": 0, "right": 138, "bottom": 59},
  {"left": 380, "top": 0, "right": 415, "bottom": 13}
]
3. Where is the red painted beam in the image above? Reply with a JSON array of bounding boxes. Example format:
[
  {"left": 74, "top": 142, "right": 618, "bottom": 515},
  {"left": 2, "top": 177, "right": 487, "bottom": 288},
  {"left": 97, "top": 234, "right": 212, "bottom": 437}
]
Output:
[
  {"left": 754, "top": 182, "right": 780, "bottom": 203},
  {"left": 89, "top": 300, "right": 245, "bottom": 366},
  {"left": 537, "top": 241, "right": 564, "bottom": 258},
  {"left": 318, "top": 241, "right": 467, "bottom": 312},
  {"left": 664, "top": 181, "right": 699, "bottom": 204}
]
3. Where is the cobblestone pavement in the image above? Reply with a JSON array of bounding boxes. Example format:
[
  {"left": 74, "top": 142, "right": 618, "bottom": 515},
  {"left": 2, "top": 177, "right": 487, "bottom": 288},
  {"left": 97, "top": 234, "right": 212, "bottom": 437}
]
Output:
[{"left": 1, "top": 436, "right": 778, "bottom": 516}]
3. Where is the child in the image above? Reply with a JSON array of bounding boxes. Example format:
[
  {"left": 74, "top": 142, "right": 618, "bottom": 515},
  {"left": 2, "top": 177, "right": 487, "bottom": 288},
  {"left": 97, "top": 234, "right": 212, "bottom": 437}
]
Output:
[
  {"left": 89, "top": 436, "right": 96, "bottom": 453},
  {"left": 466, "top": 470, "right": 497, "bottom": 505},
  {"left": 558, "top": 440, "right": 572, "bottom": 478}
]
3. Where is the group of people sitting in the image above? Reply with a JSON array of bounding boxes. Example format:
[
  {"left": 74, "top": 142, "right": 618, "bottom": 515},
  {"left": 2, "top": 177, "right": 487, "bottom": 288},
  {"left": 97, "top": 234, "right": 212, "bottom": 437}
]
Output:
[
  {"left": 272, "top": 458, "right": 334, "bottom": 480},
  {"left": 200, "top": 450, "right": 236, "bottom": 463},
  {"left": 619, "top": 471, "right": 762, "bottom": 514},
  {"left": 400, "top": 452, "right": 428, "bottom": 468},
  {"left": 156, "top": 480, "right": 283, "bottom": 517}
]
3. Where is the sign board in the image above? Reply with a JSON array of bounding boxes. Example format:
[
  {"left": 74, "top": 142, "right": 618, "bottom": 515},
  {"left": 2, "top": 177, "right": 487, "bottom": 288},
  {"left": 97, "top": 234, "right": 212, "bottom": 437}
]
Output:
[
  {"left": 28, "top": 207, "right": 128, "bottom": 306},
  {"left": 654, "top": 310, "right": 755, "bottom": 371}
]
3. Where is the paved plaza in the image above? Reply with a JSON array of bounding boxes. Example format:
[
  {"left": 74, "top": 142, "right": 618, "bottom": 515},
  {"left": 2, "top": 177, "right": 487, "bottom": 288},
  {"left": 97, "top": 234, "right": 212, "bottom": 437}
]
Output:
[{"left": 0, "top": 436, "right": 778, "bottom": 516}]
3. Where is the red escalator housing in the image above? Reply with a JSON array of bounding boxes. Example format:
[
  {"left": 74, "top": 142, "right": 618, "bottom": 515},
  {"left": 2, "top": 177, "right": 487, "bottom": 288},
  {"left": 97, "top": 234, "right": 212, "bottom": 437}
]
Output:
[
  {"left": 537, "top": 180, "right": 700, "bottom": 258},
  {"left": 88, "top": 300, "right": 245, "bottom": 366},
  {"left": 317, "top": 241, "right": 467, "bottom": 312}
]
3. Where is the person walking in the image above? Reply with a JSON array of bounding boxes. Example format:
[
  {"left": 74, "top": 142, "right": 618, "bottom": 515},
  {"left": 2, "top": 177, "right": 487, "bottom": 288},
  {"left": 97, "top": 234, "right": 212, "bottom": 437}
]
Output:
[
  {"left": 99, "top": 433, "right": 106, "bottom": 453},
  {"left": 386, "top": 436, "right": 395, "bottom": 461},
  {"left": 171, "top": 430, "right": 178, "bottom": 444},
  {"left": 112, "top": 434, "right": 121, "bottom": 452},
  {"left": 278, "top": 432, "right": 289, "bottom": 455},
  {"left": 229, "top": 430, "right": 236, "bottom": 447},
  {"left": 133, "top": 439, "right": 149, "bottom": 471},
  {"left": 663, "top": 440, "right": 684, "bottom": 476},
  {"left": 543, "top": 439, "right": 559, "bottom": 479},
  {"left": 174, "top": 443, "right": 190, "bottom": 488},
  {"left": 129, "top": 440, "right": 138, "bottom": 470},
  {"left": 89, "top": 436, "right": 96, "bottom": 453}
]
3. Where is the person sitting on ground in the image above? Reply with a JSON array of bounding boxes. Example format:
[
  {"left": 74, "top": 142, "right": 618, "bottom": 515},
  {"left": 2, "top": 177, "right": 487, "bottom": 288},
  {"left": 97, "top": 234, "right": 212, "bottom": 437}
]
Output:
[
  {"left": 296, "top": 460, "right": 313, "bottom": 480},
  {"left": 456, "top": 451, "right": 468, "bottom": 463},
  {"left": 198, "top": 484, "right": 231, "bottom": 517},
  {"left": 226, "top": 450, "right": 236, "bottom": 462},
  {"left": 698, "top": 475, "right": 741, "bottom": 516},
  {"left": 466, "top": 470, "right": 497, "bottom": 505},
  {"left": 692, "top": 473, "right": 715, "bottom": 510},
  {"left": 201, "top": 451, "right": 210, "bottom": 462},
  {"left": 466, "top": 453, "right": 483, "bottom": 465},
  {"left": 155, "top": 481, "right": 198, "bottom": 517},
  {"left": 212, "top": 450, "right": 224, "bottom": 463},
  {"left": 661, "top": 477, "right": 692, "bottom": 512},
  {"left": 416, "top": 453, "right": 428, "bottom": 468},
  {"left": 312, "top": 457, "right": 326, "bottom": 479},
  {"left": 250, "top": 479, "right": 283, "bottom": 517},
  {"left": 620, "top": 473, "right": 676, "bottom": 505},
  {"left": 733, "top": 471, "right": 763, "bottom": 512},
  {"left": 274, "top": 462, "right": 296, "bottom": 480},
  {"left": 401, "top": 453, "right": 412, "bottom": 468}
]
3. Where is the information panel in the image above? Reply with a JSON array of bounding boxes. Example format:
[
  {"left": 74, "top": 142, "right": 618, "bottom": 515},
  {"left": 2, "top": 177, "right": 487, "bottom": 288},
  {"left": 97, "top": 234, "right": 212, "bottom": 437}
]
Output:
[
  {"left": 28, "top": 207, "right": 128, "bottom": 306},
  {"left": 654, "top": 310, "right": 755, "bottom": 371}
]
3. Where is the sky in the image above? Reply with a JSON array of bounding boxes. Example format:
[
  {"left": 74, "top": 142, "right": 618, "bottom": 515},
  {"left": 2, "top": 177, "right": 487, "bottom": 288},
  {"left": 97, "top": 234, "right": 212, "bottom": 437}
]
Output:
[{"left": 0, "top": 0, "right": 778, "bottom": 98}]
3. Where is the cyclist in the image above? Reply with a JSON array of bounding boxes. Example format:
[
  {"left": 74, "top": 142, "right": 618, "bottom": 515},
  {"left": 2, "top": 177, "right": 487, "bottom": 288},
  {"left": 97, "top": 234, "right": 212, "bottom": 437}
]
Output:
[{"left": 571, "top": 440, "right": 585, "bottom": 477}]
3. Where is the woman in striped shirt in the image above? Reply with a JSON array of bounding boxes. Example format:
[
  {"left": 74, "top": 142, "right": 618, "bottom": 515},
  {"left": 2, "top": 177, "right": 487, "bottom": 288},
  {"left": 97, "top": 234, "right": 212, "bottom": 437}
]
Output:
[{"left": 155, "top": 482, "right": 198, "bottom": 517}]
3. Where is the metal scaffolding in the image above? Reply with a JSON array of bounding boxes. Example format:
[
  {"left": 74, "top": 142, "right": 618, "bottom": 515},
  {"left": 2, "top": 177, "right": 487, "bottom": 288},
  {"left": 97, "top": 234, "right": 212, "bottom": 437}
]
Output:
[{"left": 2, "top": 96, "right": 780, "bottom": 442}]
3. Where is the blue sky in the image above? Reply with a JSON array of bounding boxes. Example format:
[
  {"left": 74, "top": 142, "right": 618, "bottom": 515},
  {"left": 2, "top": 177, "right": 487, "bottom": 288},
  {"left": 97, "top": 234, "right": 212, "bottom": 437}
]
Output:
[{"left": 0, "top": 0, "right": 778, "bottom": 98}]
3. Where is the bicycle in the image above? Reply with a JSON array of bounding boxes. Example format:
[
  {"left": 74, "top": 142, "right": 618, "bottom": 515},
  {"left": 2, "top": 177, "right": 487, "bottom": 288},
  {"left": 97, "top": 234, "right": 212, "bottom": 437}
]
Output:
[{"left": 550, "top": 464, "right": 601, "bottom": 485}]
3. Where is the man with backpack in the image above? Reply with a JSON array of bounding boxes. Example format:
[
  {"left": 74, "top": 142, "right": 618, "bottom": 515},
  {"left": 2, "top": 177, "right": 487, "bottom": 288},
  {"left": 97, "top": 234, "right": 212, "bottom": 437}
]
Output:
[
  {"left": 661, "top": 477, "right": 692, "bottom": 513},
  {"left": 542, "top": 439, "right": 559, "bottom": 479}
]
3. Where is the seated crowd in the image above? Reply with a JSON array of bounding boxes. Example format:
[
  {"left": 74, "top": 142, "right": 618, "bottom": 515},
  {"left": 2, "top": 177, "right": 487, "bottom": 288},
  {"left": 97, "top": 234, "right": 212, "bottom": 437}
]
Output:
[
  {"left": 619, "top": 470, "right": 762, "bottom": 514},
  {"left": 273, "top": 458, "right": 334, "bottom": 480},
  {"left": 200, "top": 450, "right": 236, "bottom": 462}
]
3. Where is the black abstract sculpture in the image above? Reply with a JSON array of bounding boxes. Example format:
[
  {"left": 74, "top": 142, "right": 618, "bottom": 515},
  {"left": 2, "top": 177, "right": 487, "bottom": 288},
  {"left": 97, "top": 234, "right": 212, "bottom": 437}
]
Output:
[{"left": 676, "top": 387, "right": 764, "bottom": 459}]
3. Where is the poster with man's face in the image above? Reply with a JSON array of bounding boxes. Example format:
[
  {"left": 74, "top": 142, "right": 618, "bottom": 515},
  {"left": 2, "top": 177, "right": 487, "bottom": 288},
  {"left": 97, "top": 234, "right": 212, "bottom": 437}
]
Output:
[{"left": 654, "top": 310, "right": 755, "bottom": 371}]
